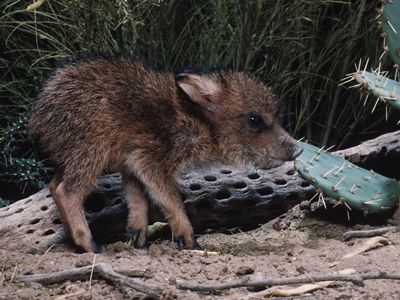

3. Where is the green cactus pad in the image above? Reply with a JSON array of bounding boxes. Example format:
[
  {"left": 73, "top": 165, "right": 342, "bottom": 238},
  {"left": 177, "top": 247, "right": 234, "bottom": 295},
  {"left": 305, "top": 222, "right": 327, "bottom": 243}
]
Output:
[
  {"left": 295, "top": 141, "right": 400, "bottom": 215},
  {"left": 380, "top": 0, "right": 400, "bottom": 65},
  {"left": 354, "top": 70, "right": 400, "bottom": 109}
]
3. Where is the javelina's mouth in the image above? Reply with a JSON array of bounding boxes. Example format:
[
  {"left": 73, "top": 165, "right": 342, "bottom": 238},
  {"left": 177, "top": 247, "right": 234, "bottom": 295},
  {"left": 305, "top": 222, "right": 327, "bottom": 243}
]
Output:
[{"left": 262, "top": 156, "right": 286, "bottom": 169}]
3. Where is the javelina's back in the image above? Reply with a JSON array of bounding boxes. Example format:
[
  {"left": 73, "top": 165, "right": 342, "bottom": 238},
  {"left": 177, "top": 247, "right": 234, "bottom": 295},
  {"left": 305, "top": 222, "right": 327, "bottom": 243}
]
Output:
[{"left": 29, "top": 57, "right": 180, "bottom": 184}]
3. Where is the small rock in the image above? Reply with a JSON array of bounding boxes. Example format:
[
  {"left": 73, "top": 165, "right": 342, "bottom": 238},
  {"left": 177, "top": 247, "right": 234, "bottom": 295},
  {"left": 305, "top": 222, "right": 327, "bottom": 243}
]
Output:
[
  {"left": 168, "top": 277, "right": 177, "bottom": 285},
  {"left": 16, "top": 288, "right": 41, "bottom": 299},
  {"left": 148, "top": 244, "right": 163, "bottom": 257},
  {"left": 220, "top": 266, "right": 228, "bottom": 274},
  {"left": 296, "top": 266, "right": 307, "bottom": 274},
  {"left": 105, "top": 241, "right": 131, "bottom": 253},
  {"left": 75, "top": 254, "right": 96, "bottom": 267},
  {"left": 273, "top": 219, "right": 291, "bottom": 231},
  {"left": 235, "top": 265, "right": 254, "bottom": 276}
]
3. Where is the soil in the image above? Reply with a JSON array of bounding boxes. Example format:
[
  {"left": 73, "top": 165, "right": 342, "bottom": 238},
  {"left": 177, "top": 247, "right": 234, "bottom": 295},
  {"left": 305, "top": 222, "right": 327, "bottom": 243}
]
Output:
[{"left": 1, "top": 203, "right": 400, "bottom": 300}]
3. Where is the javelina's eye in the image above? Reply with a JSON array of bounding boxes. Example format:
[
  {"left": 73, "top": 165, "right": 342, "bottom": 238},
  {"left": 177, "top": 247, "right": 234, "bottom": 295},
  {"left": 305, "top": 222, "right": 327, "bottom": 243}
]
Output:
[{"left": 244, "top": 112, "right": 267, "bottom": 132}]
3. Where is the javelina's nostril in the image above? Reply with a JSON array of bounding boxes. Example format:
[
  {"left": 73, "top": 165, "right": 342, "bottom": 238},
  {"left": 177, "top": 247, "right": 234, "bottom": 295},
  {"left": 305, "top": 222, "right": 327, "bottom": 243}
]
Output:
[{"left": 291, "top": 144, "right": 303, "bottom": 159}]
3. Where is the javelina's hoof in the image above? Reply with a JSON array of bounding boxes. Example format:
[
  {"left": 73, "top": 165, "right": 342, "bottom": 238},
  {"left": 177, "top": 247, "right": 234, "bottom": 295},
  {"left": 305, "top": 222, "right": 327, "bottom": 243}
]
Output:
[
  {"left": 175, "top": 235, "right": 202, "bottom": 250},
  {"left": 126, "top": 229, "right": 147, "bottom": 248},
  {"left": 75, "top": 239, "right": 102, "bottom": 253}
]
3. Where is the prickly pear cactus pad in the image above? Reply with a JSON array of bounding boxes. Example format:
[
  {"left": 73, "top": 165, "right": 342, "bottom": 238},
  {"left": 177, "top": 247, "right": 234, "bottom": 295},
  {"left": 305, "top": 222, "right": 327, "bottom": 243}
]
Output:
[
  {"left": 378, "top": 0, "right": 400, "bottom": 66},
  {"left": 354, "top": 69, "right": 400, "bottom": 109},
  {"left": 295, "top": 141, "right": 400, "bottom": 215}
]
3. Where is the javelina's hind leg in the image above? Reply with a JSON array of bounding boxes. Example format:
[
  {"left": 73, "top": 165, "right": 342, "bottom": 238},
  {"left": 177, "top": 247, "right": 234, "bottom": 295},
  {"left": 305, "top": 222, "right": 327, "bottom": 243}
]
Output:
[
  {"left": 53, "top": 180, "right": 99, "bottom": 253},
  {"left": 123, "top": 173, "right": 149, "bottom": 248},
  {"left": 48, "top": 172, "right": 65, "bottom": 225},
  {"left": 48, "top": 172, "right": 62, "bottom": 196}
]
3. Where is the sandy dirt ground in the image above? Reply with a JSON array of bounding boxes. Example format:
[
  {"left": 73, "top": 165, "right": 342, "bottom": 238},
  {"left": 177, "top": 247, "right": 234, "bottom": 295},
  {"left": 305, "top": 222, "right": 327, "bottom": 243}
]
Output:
[{"left": 1, "top": 203, "right": 400, "bottom": 300}]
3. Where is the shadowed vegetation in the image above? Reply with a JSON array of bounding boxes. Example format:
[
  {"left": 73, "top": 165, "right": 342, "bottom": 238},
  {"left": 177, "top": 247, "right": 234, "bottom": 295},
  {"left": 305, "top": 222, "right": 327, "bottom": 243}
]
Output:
[{"left": 0, "top": 0, "right": 398, "bottom": 198}]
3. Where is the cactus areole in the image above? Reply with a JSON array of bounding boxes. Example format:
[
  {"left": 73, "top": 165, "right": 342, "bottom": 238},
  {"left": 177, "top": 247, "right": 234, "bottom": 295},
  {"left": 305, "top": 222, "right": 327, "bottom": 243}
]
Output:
[{"left": 295, "top": 142, "right": 400, "bottom": 215}]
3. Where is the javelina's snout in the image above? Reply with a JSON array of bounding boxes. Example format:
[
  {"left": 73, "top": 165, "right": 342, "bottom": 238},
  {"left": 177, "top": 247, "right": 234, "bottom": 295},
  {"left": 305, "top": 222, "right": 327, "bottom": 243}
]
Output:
[{"left": 289, "top": 143, "right": 303, "bottom": 160}]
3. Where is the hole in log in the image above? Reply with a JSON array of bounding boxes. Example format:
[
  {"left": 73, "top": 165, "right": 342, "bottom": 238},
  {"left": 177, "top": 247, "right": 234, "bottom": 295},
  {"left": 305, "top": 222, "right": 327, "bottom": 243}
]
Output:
[
  {"left": 204, "top": 175, "right": 217, "bottom": 182},
  {"left": 43, "top": 229, "right": 55, "bottom": 236},
  {"left": 189, "top": 184, "right": 202, "bottom": 191},
  {"left": 15, "top": 208, "right": 24, "bottom": 213},
  {"left": 84, "top": 194, "right": 107, "bottom": 213},
  {"left": 30, "top": 218, "right": 41, "bottom": 225},
  {"left": 248, "top": 173, "right": 260, "bottom": 180},
  {"left": 40, "top": 205, "right": 48, "bottom": 211},
  {"left": 35, "top": 241, "right": 40, "bottom": 244},
  {"left": 52, "top": 218, "right": 62, "bottom": 225},
  {"left": 214, "top": 189, "right": 231, "bottom": 200},
  {"left": 274, "top": 178, "right": 287, "bottom": 185},
  {"left": 17, "top": 224, "right": 22, "bottom": 228},
  {"left": 233, "top": 182, "right": 247, "bottom": 189},
  {"left": 26, "top": 229, "right": 35, "bottom": 234},
  {"left": 256, "top": 186, "right": 273, "bottom": 196},
  {"left": 220, "top": 169, "right": 232, "bottom": 174},
  {"left": 103, "top": 183, "right": 111, "bottom": 189},
  {"left": 286, "top": 169, "right": 295, "bottom": 176},
  {"left": 301, "top": 181, "right": 311, "bottom": 188},
  {"left": 24, "top": 199, "right": 32, "bottom": 204}
]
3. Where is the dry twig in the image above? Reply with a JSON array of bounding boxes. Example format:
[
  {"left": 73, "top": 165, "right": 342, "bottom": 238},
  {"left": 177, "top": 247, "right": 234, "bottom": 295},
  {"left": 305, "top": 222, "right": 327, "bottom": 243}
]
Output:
[
  {"left": 178, "top": 271, "right": 400, "bottom": 292},
  {"left": 343, "top": 226, "right": 400, "bottom": 240},
  {"left": 242, "top": 269, "right": 356, "bottom": 299},
  {"left": 15, "top": 263, "right": 161, "bottom": 299}
]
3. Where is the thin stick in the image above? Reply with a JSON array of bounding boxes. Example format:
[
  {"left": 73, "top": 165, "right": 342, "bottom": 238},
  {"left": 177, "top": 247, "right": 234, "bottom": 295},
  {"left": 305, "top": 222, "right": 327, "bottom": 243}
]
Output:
[
  {"left": 89, "top": 254, "right": 96, "bottom": 289},
  {"left": 8, "top": 265, "right": 17, "bottom": 287},
  {"left": 178, "top": 271, "right": 400, "bottom": 292},
  {"left": 15, "top": 263, "right": 162, "bottom": 298},
  {"left": 343, "top": 226, "right": 400, "bottom": 240}
]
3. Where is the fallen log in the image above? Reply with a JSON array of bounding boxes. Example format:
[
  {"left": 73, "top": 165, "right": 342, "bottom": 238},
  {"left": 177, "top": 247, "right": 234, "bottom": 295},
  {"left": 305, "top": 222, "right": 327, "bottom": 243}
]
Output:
[{"left": 1, "top": 130, "right": 399, "bottom": 252}]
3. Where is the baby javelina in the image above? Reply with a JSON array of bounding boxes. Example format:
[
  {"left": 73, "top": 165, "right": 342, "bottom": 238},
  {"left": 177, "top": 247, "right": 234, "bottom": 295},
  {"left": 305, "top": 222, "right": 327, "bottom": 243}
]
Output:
[{"left": 28, "top": 56, "right": 302, "bottom": 253}]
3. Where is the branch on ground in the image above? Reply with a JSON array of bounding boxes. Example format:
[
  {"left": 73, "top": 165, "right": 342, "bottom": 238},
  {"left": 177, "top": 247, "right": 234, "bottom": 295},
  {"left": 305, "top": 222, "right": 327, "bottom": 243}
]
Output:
[
  {"left": 343, "top": 226, "right": 400, "bottom": 240},
  {"left": 178, "top": 271, "right": 400, "bottom": 292},
  {"left": 15, "top": 263, "right": 162, "bottom": 299}
]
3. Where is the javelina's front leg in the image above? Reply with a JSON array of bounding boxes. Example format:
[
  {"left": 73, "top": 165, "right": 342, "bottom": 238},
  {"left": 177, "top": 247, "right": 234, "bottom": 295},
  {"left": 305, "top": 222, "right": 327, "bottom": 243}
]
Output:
[{"left": 126, "top": 169, "right": 199, "bottom": 248}]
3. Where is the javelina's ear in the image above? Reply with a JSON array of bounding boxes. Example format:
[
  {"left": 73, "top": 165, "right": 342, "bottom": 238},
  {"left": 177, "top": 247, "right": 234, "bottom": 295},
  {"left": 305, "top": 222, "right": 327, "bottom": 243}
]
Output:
[{"left": 176, "top": 73, "right": 222, "bottom": 111}]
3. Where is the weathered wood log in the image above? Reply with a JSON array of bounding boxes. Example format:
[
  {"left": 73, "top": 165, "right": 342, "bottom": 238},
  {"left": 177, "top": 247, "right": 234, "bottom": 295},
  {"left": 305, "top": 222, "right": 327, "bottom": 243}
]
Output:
[{"left": 1, "top": 130, "right": 399, "bottom": 252}]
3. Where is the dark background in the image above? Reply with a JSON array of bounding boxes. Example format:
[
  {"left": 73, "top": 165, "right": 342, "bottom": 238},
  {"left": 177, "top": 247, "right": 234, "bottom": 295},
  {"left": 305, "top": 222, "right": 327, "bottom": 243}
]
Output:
[{"left": 1, "top": 0, "right": 398, "bottom": 202}]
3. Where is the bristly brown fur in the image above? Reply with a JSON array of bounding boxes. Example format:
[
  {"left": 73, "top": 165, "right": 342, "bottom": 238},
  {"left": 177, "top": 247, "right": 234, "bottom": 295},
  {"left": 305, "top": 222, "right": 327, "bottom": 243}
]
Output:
[{"left": 29, "top": 56, "right": 301, "bottom": 252}]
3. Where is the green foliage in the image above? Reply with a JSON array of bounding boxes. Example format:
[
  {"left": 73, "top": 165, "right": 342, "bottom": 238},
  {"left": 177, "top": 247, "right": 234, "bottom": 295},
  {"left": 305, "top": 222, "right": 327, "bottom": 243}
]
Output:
[
  {"left": 0, "top": 0, "right": 387, "bottom": 144},
  {"left": 0, "top": 198, "right": 11, "bottom": 208},
  {"left": 0, "top": 115, "right": 47, "bottom": 190},
  {"left": 380, "top": 0, "right": 400, "bottom": 65},
  {"left": 295, "top": 142, "right": 400, "bottom": 215},
  {"left": 0, "top": 0, "right": 394, "bottom": 196}
]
